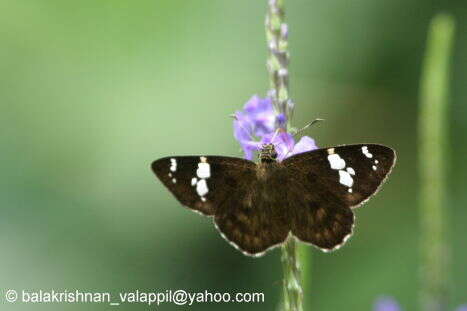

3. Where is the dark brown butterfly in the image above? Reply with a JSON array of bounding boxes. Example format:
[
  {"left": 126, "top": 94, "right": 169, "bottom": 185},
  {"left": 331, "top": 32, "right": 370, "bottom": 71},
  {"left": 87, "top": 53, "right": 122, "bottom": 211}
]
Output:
[{"left": 151, "top": 143, "right": 396, "bottom": 257}]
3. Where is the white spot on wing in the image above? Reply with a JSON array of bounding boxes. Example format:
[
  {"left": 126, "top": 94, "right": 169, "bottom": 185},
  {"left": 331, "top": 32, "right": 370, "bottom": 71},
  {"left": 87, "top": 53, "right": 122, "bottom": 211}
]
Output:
[
  {"left": 328, "top": 153, "right": 346, "bottom": 170},
  {"left": 346, "top": 167, "right": 355, "bottom": 175},
  {"left": 191, "top": 177, "right": 197, "bottom": 186},
  {"left": 197, "top": 162, "right": 211, "bottom": 179},
  {"left": 200, "top": 156, "right": 207, "bottom": 163},
  {"left": 327, "top": 148, "right": 335, "bottom": 155},
  {"left": 348, "top": 188, "right": 353, "bottom": 193},
  {"left": 201, "top": 197, "right": 206, "bottom": 202},
  {"left": 339, "top": 170, "right": 354, "bottom": 187},
  {"left": 196, "top": 179, "right": 209, "bottom": 197},
  {"left": 172, "top": 178, "right": 176, "bottom": 183},
  {"left": 372, "top": 165, "right": 377, "bottom": 171},
  {"left": 362, "top": 146, "right": 373, "bottom": 158},
  {"left": 170, "top": 158, "right": 177, "bottom": 172},
  {"left": 374, "top": 160, "right": 379, "bottom": 164}
]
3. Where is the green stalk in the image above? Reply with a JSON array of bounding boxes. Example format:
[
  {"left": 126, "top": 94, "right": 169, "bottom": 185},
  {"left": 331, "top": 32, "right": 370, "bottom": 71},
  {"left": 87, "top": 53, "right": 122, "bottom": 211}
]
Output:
[
  {"left": 298, "top": 242, "right": 310, "bottom": 309},
  {"left": 265, "top": 0, "right": 294, "bottom": 125},
  {"left": 281, "top": 237, "right": 303, "bottom": 311},
  {"left": 418, "top": 14, "right": 455, "bottom": 311},
  {"left": 265, "top": 1, "right": 305, "bottom": 311}
]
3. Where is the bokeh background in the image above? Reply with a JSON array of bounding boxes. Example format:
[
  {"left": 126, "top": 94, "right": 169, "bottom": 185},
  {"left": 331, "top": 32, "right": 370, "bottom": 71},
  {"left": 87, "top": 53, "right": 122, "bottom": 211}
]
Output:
[{"left": 1, "top": 1, "right": 466, "bottom": 310}]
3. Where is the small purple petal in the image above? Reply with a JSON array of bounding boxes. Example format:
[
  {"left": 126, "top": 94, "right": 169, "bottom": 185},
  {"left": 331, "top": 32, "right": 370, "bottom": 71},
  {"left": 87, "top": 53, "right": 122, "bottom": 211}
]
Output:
[
  {"left": 276, "top": 113, "right": 287, "bottom": 127},
  {"left": 289, "top": 136, "right": 318, "bottom": 156},
  {"left": 254, "top": 114, "right": 277, "bottom": 137},
  {"left": 455, "top": 305, "right": 467, "bottom": 311},
  {"left": 238, "top": 140, "right": 262, "bottom": 161},
  {"left": 242, "top": 147, "right": 255, "bottom": 161},
  {"left": 280, "top": 23, "right": 289, "bottom": 38},
  {"left": 233, "top": 114, "right": 253, "bottom": 142},
  {"left": 244, "top": 95, "right": 272, "bottom": 114},
  {"left": 234, "top": 95, "right": 287, "bottom": 138},
  {"left": 235, "top": 95, "right": 280, "bottom": 138},
  {"left": 374, "top": 297, "right": 402, "bottom": 311},
  {"left": 243, "top": 95, "right": 260, "bottom": 112}
]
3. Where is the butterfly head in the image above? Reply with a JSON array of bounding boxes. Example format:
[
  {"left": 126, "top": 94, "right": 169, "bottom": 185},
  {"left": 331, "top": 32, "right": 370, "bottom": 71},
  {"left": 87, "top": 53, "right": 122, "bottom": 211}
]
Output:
[{"left": 259, "top": 143, "right": 278, "bottom": 163}]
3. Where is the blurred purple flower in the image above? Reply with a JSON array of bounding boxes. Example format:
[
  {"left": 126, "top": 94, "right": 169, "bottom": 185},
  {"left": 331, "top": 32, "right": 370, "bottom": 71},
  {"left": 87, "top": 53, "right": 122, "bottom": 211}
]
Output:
[
  {"left": 233, "top": 95, "right": 317, "bottom": 160},
  {"left": 374, "top": 297, "right": 466, "bottom": 311},
  {"left": 374, "top": 297, "right": 402, "bottom": 311},
  {"left": 233, "top": 95, "right": 283, "bottom": 140},
  {"left": 291, "top": 136, "right": 318, "bottom": 156}
]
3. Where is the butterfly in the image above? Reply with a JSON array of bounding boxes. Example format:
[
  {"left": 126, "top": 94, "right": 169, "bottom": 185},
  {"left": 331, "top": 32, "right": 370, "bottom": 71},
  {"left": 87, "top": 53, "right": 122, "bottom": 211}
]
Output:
[{"left": 151, "top": 143, "right": 396, "bottom": 257}]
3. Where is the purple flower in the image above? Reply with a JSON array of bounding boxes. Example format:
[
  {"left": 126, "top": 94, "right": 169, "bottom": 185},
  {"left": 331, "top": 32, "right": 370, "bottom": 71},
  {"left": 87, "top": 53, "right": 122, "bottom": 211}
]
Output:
[
  {"left": 234, "top": 95, "right": 282, "bottom": 139},
  {"left": 233, "top": 95, "right": 317, "bottom": 160},
  {"left": 374, "top": 297, "right": 466, "bottom": 311},
  {"left": 259, "top": 132, "right": 318, "bottom": 161},
  {"left": 374, "top": 297, "right": 402, "bottom": 311},
  {"left": 290, "top": 136, "right": 318, "bottom": 156}
]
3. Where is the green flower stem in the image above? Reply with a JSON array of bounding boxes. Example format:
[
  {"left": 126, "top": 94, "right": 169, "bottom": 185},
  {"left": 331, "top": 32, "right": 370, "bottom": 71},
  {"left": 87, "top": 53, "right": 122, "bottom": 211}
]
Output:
[
  {"left": 298, "top": 242, "right": 310, "bottom": 309},
  {"left": 265, "top": 0, "right": 293, "bottom": 125},
  {"left": 418, "top": 14, "right": 455, "bottom": 311},
  {"left": 281, "top": 237, "right": 303, "bottom": 311},
  {"left": 265, "top": 1, "right": 304, "bottom": 311}
]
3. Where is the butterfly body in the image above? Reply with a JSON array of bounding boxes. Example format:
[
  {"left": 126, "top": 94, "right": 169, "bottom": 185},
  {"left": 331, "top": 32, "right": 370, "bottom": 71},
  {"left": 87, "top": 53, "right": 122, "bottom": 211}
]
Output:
[{"left": 151, "top": 143, "right": 396, "bottom": 256}]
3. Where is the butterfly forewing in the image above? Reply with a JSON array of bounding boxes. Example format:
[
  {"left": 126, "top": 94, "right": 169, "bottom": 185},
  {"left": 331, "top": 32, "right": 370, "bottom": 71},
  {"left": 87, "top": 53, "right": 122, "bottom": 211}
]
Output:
[
  {"left": 151, "top": 156, "right": 256, "bottom": 216},
  {"left": 283, "top": 144, "right": 396, "bottom": 208}
]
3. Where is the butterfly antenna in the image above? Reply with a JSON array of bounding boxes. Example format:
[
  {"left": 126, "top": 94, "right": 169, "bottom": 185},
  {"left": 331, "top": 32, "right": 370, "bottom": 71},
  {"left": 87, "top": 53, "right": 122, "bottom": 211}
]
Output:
[
  {"left": 293, "top": 118, "right": 324, "bottom": 137},
  {"left": 280, "top": 119, "right": 323, "bottom": 159},
  {"left": 270, "top": 128, "right": 281, "bottom": 143}
]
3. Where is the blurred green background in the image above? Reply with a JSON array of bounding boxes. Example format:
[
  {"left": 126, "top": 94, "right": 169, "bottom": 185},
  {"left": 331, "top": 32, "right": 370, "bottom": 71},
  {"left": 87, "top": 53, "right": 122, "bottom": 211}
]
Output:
[{"left": 1, "top": 1, "right": 466, "bottom": 310}]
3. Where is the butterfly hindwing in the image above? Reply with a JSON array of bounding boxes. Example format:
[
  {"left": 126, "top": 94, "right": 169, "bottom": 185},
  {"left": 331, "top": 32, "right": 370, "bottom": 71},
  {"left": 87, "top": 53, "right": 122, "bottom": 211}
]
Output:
[
  {"left": 151, "top": 156, "right": 256, "bottom": 216},
  {"left": 284, "top": 178, "right": 355, "bottom": 251},
  {"left": 214, "top": 166, "right": 291, "bottom": 256}
]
